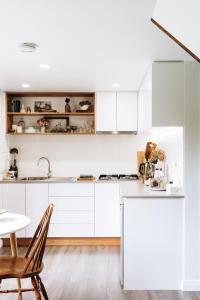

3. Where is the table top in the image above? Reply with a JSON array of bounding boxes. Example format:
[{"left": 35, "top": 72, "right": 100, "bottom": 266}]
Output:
[{"left": 0, "top": 212, "right": 30, "bottom": 236}]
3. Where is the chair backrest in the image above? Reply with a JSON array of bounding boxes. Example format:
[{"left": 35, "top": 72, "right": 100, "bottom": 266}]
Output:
[{"left": 22, "top": 204, "right": 54, "bottom": 274}]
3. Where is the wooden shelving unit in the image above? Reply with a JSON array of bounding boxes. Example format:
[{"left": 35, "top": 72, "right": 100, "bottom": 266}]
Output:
[{"left": 6, "top": 92, "right": 96, "bottom": 135}]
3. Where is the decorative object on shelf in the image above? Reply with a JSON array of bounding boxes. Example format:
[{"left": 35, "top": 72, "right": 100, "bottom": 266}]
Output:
[
  {"left": 37, "top": 117, "right": 49, "bottom": 133},
  {"left": 9, "top": 148, "right": 19, "bottom": 179},
  {"left": 65, "top": 98, "right": 71, "bottom": 112},
  {"left": 17, "top": 118, "right": 25, "bottom": 132},
  {"left": 25, "top": 126, "right": 36, "bottom": 133},
  {"left": 34, "top": 101, "right": 56, "bottom": 112},
  {"left": 26, "top": 106, "right": 31, "bottom": 113},
  {"left": 77, "top": 100, "right": 92, "bottom": 112},
  {"left": 12, "top": 124, "right": 17, "bottom": 133},
  {"left": 10, "top": 99, "right": 21, "bottom": 112},
  {"left": 20, "top": 104, "right": 26, "bottom": 113}
]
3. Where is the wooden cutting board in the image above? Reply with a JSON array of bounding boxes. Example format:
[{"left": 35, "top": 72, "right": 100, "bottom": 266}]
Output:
[
  {"left": 77, "top": 177, "right": 96, "bottom": 181},
  {"left": 137, "top": 151, "right": 145, "bottom": 177}
]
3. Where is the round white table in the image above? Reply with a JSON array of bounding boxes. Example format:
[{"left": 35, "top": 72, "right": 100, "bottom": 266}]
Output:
[{"left": 0, "top": 212, "right": 30, "bottom": 300}]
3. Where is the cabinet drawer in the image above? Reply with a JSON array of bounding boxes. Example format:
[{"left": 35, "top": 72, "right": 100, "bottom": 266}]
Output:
[
  {"left": 51, "top": 211, "right": 94, "bottom": 224},
  {"left": 49, "top": 196, "right": 94, "bottom": 211},
  {"left": 49, "top": 224, "right": 94, "bottom": 237},
  {"left": 49, "top": 183, "right": 94, "bottom": 197}
]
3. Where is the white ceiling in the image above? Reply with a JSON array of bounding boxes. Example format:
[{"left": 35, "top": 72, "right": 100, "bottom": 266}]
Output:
[{"left": 0, "top": 0, "right": 191, "bottom": 92}]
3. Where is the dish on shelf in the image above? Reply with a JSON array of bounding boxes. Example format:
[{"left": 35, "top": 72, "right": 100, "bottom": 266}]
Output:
[{"left": 149, "top": 187, "right": 166, "bottom": 191}]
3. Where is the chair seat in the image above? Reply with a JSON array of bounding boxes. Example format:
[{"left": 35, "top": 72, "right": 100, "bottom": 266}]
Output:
[{"left": 0, "top": 256, "right": 43, "bottom": 279}]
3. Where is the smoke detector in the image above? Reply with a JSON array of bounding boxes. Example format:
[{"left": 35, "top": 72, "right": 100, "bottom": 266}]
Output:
[{"left": 20, "top": 42, "right": 38, "bottom": 52}]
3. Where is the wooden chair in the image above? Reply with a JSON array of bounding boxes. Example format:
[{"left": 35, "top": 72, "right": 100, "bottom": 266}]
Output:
[{"left": 0, "top": 203, "right": 54, "bottom": 300}]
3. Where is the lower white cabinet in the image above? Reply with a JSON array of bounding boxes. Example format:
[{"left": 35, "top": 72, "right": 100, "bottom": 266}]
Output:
[
  {"left": 49, "top": 183, "right": 95, "bottom": 237},
  {"left": 123, "top": 197, "right": 183, "bottom": 290},
  {"left": 2, "top": 183, "right": 26, "bottom": 237},
  {"left": 26, "top": 184, "right": 48, "bottom": 237},
  {"left": 95, "top": 183, "right": 120, "bottom": 237},
  {"left": 49, "top": 224, "right": 94, "bottom": 237},
  {"left": 0, "top": 182, "right": 120, "bottom": 238}
]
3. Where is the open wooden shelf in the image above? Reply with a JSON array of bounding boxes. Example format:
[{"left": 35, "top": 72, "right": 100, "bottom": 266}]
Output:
[
  {"left": 7, "top": 112, "right": 95, "bottom": 116},
  {"left": 7, "top": 132, "right": 96, "bottom": 136},
  {"left": 6, "top": 92, "right": 96, "bottom": 136}
]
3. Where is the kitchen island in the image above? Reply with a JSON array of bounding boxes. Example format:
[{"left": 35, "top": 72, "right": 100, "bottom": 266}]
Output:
[{"left": 120, "top": 181, "right": 184, "bottom": 291}]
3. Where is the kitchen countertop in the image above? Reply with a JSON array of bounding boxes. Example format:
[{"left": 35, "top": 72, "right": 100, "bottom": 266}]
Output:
[
  {"left": 120, "top": 181, "right": 184, "bottom": 198},
  {"left": 0, "top": 177, "right": 133, "bottom": 184}
]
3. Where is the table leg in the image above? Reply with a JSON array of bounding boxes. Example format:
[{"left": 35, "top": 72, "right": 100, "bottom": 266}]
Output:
[{"left": 10, "top": 233, "right": 23, "bottom": 300}]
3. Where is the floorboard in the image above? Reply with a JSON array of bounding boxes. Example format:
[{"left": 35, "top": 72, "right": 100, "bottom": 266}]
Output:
[{"left": 0, "top": 246, "right": 199, "bottom": 300}]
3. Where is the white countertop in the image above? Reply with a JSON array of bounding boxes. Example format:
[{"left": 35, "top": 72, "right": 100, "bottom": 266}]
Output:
[{"left": 120, "top": 181, "right": 184, "bottom": 198}]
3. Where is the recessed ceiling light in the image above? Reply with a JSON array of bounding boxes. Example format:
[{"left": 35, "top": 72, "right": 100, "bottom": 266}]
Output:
[
  {"left": 39, "top": 64, "right": 51, "bottom": 69},
  {"left": 112, "top": 83, "right": 120, "bottom": 88},
  {"left": 21, "top": 83, "right": 30, "bottom": 88}
]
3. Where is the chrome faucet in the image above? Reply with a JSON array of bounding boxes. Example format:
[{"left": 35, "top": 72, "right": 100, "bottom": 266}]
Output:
[{"left": 37, "top": 157, "right": 51, "bottom": 178}]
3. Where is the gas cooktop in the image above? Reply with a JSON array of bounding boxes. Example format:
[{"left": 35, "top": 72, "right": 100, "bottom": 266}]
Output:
[{"left": 98, "top": 174, "right": 139, "bottom": 181}]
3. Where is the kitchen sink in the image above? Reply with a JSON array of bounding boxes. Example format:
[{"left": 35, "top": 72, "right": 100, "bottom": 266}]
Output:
[{"left": 19, "top": 176, "right": 49, "bottom": 181}]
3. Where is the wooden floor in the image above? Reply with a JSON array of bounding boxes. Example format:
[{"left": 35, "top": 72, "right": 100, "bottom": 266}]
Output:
[{"left": 0, "top": 246, "right": 200, "bottom": 300}]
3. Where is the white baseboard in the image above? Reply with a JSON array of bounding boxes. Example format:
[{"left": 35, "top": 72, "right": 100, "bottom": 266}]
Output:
[{"left": 183, "top": 280, "right": 200, "bottom": 291}]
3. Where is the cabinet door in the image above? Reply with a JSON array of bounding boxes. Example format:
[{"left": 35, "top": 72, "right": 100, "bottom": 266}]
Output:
[
  {"left": 123, "top": 198, "right": 183, "bottom": 290},
  {"left": 138, "top": 67, "right": 152, "bottom": 132},
  {"left": 152, "top": 62, "right": 184, "bottom": 126},
  {"left": 2, "top": 184, "right": 26, "bottom": 237},
  {"left": 26, "top": 184, "right": 48, "bottom": 237},
  {"left": 96, "top": 92, "right": 117, "bottom": 131},
  {"left": 117, "top": 92, "right": 138, "bottom": 131},
  {"left": 49, "top": 183, "right": 94, "bottom": 197},
  {"left": 95, "top": 183, "right": 120, "bottom": 237}
]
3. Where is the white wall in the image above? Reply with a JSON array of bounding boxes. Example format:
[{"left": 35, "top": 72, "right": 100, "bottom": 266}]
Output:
[
  {"left": 8, "top": 129, "right": 183, "bottom": 182},
  {"left": 152, "top": 0, "right": 200, "bottom": 60}
]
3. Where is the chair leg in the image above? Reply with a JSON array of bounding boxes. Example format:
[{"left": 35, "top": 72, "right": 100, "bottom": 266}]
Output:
[
  {"left": 31, "top": 277, "right": 41, "bottom": 300},
  {"left": 36, "top": 275, "right": 49, "bottom": 300}
]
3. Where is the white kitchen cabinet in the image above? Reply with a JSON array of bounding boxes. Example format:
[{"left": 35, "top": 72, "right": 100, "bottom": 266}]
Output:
[
  {"left": 26, "top": 184, "right": 48, "bottom": 237},
  {"left": 95, "top": 183, "right": 120, "bottom": 237},
  {"left": 152, "top": 62, "right": 184, "bottom": 127},
  {"left": 96, "top": 91, "right": 137, "bottom": 132},
  {"left": 117, "top": 92, "right": 137, "bottom": 131},
  {"left": 2, "top": 183, "right": 26, "bottom": 237},
  {"left": 49, "top": 183, "right": 95, "bottom": 237},
  {"left": 49, "top": 224, "right": 94, "bottom": 237},
  {"left": 138, "top": 67, "right": 152, "bottom": 132},
  {"left": 122, "top": 197, "right": 183, "bottom": 290},
  {"left": 96, "top": 92, "right": 117, "bottom": 131},
  {"left": 138, "top": 62, "right": 185, "bottom": 131},
  {"left": 49, "top": 196, "right": 94, "bottom": 211},
  {"left": 49, "top": 183, "right": 94, "bottom": 197}
]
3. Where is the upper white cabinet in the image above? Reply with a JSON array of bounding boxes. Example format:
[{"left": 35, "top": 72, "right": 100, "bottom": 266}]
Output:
[
  {"left": 96, "top": 92, "right": 138, "bottom": 132},
  {"left": 26, "top": 183, "right": 49, "bottom": 237},
  {"left": 116, "top": 92, "right": 138, "bottom": 131},
  {"left": 152, "top": 62, "right": 184, "bottom": 127},
  {"left": 95, "top": 183, "right": 120, "bottom": 237},
  {"left": 96, "top": 92, "right": 117, "bottom": 131},
  {"left": 2, "top": 183, "right": 26, "bottom": 237},
  {"left": 138, "top": 67, "right": 152, "bottom": 132},
  {"left": 138, "top": 62, "right": 184, "bottom": 131}
]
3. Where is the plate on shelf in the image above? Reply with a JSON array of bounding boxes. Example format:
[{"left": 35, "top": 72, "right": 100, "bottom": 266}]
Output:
[{"left": 0, "top": 209, "right": 7, "bottom": 215}]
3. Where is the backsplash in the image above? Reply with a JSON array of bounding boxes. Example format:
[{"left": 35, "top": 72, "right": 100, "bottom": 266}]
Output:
[{"left": 7, "top": 128, "right": 183, "bottom": 183}]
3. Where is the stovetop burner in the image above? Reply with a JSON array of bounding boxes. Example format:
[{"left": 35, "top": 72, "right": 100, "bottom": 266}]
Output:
[{"left": 98, "top": 174, "right": 139, "bottom": 181}]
